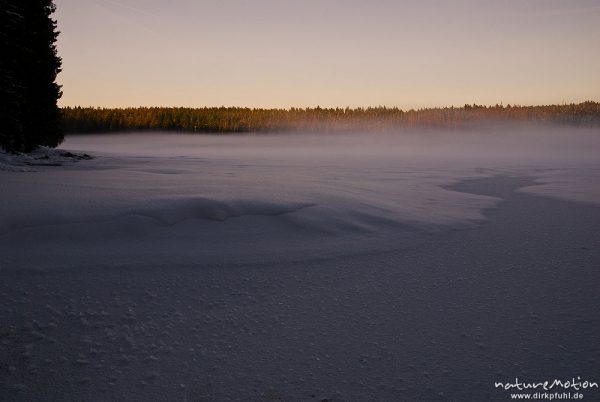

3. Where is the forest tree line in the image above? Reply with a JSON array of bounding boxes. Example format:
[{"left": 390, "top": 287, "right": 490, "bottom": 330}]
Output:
[{"left": 61, "top": 101, "right": 600, "bottom": 134}]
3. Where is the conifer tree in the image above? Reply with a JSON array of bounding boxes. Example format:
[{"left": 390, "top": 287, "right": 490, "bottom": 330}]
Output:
[{"left": 0, "top": 0, "right": 62, "bottom": 153}]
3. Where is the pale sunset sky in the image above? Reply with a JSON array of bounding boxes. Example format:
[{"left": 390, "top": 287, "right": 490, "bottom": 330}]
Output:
[{"left": 54, "top": 0, "right": 600, "bottom": 109}]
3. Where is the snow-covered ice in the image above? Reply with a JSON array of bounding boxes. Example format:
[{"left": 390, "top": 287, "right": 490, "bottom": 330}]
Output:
[
  {"left": 0, "top": 127, "right": 599, "bottom": 401},
  {"left": 1, "top": 128, "right": 598, "bottom": 271}
]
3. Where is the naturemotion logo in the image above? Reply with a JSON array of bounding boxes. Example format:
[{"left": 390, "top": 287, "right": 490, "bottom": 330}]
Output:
[{"left": 494, "top": 377, "right": 598, "bottom": 400}]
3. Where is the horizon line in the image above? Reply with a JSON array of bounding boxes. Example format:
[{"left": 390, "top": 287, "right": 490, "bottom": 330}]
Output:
[{"left": 60, "top": 100, "right": 600, "bottom": 111}]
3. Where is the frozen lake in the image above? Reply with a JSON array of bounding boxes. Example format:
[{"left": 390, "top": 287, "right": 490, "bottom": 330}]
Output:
[
  {"left": 1, "top": 128, "right": 599, "bottom": 271},
  {"left": 1, "top": 128, "right": 599, "bottom": 401}
]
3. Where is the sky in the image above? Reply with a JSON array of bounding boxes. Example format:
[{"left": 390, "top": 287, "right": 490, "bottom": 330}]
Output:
[{"left": 54, "top": 0, "right": 600, "bottom": 109}]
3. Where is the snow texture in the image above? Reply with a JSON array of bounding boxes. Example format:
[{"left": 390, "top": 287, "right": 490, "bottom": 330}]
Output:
[{"left": 0, "top": 128, "right": 599, "bottom": 401}]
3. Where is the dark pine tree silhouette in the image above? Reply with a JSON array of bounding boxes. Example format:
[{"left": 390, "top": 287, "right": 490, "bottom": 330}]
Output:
[{"left": 0, "top": 0, "right": 63, "bottom": 153}]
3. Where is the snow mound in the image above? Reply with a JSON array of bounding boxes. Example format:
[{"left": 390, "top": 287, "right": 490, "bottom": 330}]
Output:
[
  {"left": 0, "top": 146, "right": 92, "bottom": 171},
  {"left": 138, "top": 197, "right": 315, "bottom": 224}
]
